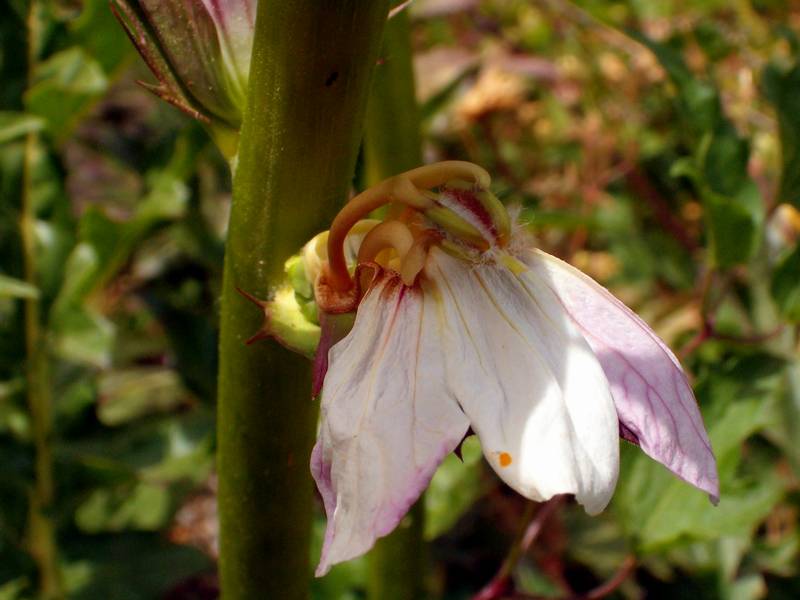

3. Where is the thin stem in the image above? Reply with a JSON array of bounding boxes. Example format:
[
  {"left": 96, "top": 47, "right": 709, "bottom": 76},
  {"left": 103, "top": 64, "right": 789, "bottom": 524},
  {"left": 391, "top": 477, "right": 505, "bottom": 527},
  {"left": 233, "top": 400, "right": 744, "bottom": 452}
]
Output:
[
  {"left": 362, "top": 10, "right": 427, "bottom": 599},
  {"left": 507, "top": 555, "right": 637, "bottom": 600},
  {"left": 582, "top": 556, "right": 636, "bottom": 600},
  {"left": 23, "top": 129, "right": 63, "bottom": 600},
  {"left": 215, "top": 2, "right": 390, "bottom": 598},
  {"left": 22, "top": 3, "right": 62, "bottom": 598},
  {"left": 679, "top": 267, "right": 784, "bottom": 360},
  {"left": 473, "top": 496, "right": 565, "bottom": 600}
]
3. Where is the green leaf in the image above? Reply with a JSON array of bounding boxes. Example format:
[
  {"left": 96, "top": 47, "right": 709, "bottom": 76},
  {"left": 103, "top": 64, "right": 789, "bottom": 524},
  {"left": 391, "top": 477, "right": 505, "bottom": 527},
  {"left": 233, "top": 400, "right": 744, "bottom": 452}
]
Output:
[
  {"left": 0, "top": 112, "right": 44, "bottom": 144},
  {"left": 694, "top": 21, "right": 734, "bottom": 62},
  {"left": 61, "top": 409, "right": 214, "bottom": 483},
  {"left": 51, "top": 307, "right": 114, "bottom": 369},
  {"left": 631, "top": 33, "right": 721, "bottom": 133},
  {"left": 724, "top": 573, "right": 767, "bottom": 600},
  {"left": 63, "top": 533, "right": 211, "bottom": 600},
  {"left": 702, "top": 123, "right": 749, "bottom": 197},
  {"left": 138, "top": 279, "right": 219, "bottom": 403},
  {"left": 693, "top": 122, "right": 763, "bottom": 267},
  {"left": 0, "top": 274, "right": 38, "bottom": 299},
  {"left": 69, "top": 0, "right": 134, "bottom": 74},
  {"left": 0, "top": 388, "right": 30, "bottom": 440},
  {"left": 51, "top": 242, "right": 103, "bottom": 311},
  {"left": 25, "top": 47, "right": 108, "bottom": 139},
  {"left": 633, "top": 32, "right": 764, "bottom": 267},
  {"left": 424, "top": 436, "right": 485, "bottom": 539},
  {"left": 771, "top": 243, "right": 800, "bottom": 322},
  {"left": 47, "top": 165, "right": 190, "bottom": 369},
  {"left": 0, "top": 578, "right": 30, "bottom": 600},
  {"left": 55, "top": 379, "right": 97, "bottom": 433},
  {"left": 48, "top": 242, "right": 115, "bottom": 368},
  {"left": 563, "top": 508, "right": 630, "bottom": 574},
  {"left": 134, "top": 171, "right": 190, "bottom": 225},
  {"left": 75, "top": 481, "right": 171, "bottom": 533},
  {"left": 763, "top": 61, "right": 800, "bottom": 208},
  {"left": 514, "top": 562, "right": 562, "bottom": 598},
  {"left": 97, "top": 368, "right": 188, "bottom": 427},
  {"left": 703, "top": 179, "right": 763, "bottom": 268},
  {"left": 67, "top": 171, "right": 188, "bottom": 294}
]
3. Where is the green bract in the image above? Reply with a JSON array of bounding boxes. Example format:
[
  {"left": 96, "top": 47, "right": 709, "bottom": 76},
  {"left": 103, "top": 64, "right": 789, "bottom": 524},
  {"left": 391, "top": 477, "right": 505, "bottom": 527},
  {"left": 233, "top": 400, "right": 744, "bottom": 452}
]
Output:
[{"left": 112, "top": 0, "right": 256, "bottom": 154}]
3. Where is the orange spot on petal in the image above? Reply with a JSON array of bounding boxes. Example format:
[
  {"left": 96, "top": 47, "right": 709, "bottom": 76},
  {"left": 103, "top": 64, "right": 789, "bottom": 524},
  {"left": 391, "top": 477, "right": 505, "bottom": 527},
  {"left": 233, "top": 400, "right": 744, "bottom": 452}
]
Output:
[{"left": 499, "top": 452, "right": 512, "bottom": 467}]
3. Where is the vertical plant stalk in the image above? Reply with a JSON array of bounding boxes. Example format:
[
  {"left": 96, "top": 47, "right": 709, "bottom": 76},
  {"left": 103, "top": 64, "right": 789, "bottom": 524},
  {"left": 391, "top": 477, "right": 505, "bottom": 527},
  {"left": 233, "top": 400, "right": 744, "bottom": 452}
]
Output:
[
  {"left": 22, "top": 3, "right": 62, "bottom": 599},
  {"left": 216, "top": 1, "right": 390, "bottom": 598},
  {"left": 363, "top": 11, "right": 427, "bottom": 600},
  {"left": 474, "top": 497, "right": 565, "bottom": 600},
  {"left": 364, "top": 11, "right": 423, "bottom": 183}
]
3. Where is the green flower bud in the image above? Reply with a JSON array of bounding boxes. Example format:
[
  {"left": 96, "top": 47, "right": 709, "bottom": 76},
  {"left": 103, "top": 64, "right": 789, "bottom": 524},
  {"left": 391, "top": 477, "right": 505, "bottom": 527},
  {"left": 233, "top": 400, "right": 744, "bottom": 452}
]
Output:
[{"left": 111, "top": 0, "right": 255, "bottom": 152}]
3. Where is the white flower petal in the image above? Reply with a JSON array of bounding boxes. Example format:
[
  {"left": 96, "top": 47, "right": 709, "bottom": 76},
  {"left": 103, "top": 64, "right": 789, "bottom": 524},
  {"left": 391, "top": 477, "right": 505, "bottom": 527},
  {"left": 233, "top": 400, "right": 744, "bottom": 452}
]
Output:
[
  {"left": 425, "top": 249, "right": 620, "bottom": 515},
  {"left": 522, "top": 249, "right": 719, "bottom": 501},
  {"left": 312, "top": 272, "right": 470, "bottom": 576}
]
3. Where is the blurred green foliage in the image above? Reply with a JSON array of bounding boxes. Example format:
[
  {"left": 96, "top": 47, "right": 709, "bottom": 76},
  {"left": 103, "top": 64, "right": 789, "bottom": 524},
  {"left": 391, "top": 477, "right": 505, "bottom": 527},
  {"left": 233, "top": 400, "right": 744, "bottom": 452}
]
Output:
[{"left": 1, "top": 0, "right": 800, "bottom": 598}]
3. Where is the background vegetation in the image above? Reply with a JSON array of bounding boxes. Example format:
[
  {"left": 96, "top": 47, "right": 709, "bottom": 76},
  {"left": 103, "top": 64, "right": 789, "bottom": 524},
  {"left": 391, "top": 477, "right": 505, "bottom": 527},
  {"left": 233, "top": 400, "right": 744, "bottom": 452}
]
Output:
[{"left": 1, "top": 0, "right": 800, "bottom": 597}]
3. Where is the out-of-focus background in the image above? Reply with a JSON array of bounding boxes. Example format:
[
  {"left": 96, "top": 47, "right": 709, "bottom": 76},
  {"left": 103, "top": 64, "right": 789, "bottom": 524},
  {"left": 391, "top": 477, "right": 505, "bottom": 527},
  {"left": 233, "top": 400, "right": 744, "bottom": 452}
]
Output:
[{"left": 2, "top": 0, "right": 800, "bottom": 597}]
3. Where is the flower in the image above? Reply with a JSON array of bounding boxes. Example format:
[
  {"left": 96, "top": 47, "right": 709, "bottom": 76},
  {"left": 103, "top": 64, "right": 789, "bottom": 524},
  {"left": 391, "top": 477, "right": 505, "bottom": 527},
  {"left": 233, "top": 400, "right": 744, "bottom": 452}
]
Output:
[
  {"left": 308, "top": 162, "right": 719, "bottom": 576},
  {"left": 111, "top": 0, "right": 255, "bottom": 133}
]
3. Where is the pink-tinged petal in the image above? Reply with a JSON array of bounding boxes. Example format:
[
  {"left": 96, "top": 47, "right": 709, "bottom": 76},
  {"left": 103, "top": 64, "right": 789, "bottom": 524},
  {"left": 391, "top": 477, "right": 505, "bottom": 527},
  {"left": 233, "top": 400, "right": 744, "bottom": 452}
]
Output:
[
  {"left": 311, "top": 311, "right": 355, "bottom": 398},
  {"left": 200, "top": 0, "right": 256, "bottom": 102},
  {"left": 522, "top": 249, "right": 719, "bottom": 502},
  {"left": 312, "top": 272, "right": 470, "bottom": 576},
  {"left": 426, "top": 249, "right": 620, "bottom": 515}
]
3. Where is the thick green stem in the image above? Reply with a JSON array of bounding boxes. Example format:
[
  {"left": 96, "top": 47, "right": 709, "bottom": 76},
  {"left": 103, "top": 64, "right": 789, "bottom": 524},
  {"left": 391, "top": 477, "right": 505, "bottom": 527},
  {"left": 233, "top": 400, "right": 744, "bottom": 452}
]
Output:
[
  {"left": 216, "top": 2, "right": 390, "bottom": 598},
  {"left": 22, "top": 3, "right": 62, "bottom": 598},
  {"left": 363, "top": 11, "right": 427, "bottom": 600}
]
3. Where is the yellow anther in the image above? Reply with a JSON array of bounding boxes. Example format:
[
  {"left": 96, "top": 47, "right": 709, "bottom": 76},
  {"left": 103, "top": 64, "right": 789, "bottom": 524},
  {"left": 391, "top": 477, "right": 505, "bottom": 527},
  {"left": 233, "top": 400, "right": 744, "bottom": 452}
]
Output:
[
  {"left": 499, "top": 253, "right": 528, "bottom": 276},
  {"left": 499, "top": 452, "right": 513, "bottom": 467},
  {"left": 477, "top": 189, "right": 511, "bottom": 246}
]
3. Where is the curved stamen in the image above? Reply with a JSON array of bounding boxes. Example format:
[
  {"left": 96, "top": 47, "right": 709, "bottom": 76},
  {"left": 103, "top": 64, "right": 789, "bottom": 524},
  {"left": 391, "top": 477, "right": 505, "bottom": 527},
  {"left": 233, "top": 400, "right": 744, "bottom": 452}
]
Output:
[
  {"left": 327, "top": 176, "right": 429, "bottom": 291},
  {"left": 357, "top": 220, "right": 414, "bottom": 266},
  {"left": 403, "top": 161, "right": 491, "bottom": 190},
  {"left": 400, "top": 231, "right": 443, "bottom": 286},
  {"left": 326, "top": 162, "right": 492, "bottom": 291}
]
